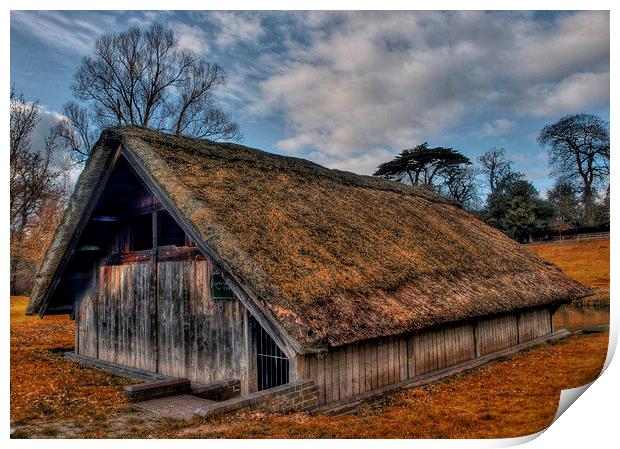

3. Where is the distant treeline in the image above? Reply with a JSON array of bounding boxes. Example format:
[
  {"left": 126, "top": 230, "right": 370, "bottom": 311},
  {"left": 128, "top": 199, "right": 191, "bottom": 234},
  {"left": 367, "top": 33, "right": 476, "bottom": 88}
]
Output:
[{"left": 374, "top": 113, "right": 610, "bottom": 243}]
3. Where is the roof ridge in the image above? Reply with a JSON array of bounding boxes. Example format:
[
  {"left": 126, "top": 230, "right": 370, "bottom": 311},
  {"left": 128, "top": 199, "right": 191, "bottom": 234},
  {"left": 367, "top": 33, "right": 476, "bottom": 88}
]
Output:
[{"left": 104, "top": 125, "right": 456, "bottom": 206}]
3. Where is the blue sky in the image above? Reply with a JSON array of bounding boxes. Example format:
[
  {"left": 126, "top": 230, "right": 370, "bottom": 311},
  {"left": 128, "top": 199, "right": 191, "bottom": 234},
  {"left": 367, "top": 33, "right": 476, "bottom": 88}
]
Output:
[{"left": 10, "top": 10, "right": 610, "bottom": 192}]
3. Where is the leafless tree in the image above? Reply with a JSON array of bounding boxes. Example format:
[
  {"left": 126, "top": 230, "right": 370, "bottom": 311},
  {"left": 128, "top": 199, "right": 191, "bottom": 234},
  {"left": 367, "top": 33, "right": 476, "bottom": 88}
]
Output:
[
  {"left": 10, "top": 88, "right": 70, "bottom": 293},
  {"left": 538, "top": 113, "right": 609, "bottom": 225},
  {"left": 477, "top": 147, "right": 513, "bottom": 194},
  {"left": 440, "top": 166, "right": 481, "bottom": 210},
  {"left": 61, "top": 22, "right": 240, "bottom": 162}
]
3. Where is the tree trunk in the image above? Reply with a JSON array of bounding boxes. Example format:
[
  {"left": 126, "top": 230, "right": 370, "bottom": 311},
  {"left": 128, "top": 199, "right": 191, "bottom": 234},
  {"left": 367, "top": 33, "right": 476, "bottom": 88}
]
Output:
[{"left": 582, "top": 184, "right": 595, "bottom": 226}]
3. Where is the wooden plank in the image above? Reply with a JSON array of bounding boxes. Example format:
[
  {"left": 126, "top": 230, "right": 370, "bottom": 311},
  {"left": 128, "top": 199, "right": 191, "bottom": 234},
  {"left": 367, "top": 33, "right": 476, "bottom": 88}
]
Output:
[
  {"left": 317, "top": 354, "right": 326, "bottom": 404},
  {"left": 296, "top": 355, "right": 309, "bottom": 379},
  {"left": 407, "top": 334, "right": 415, "bottom": 380},
  {"left": 398, "top": 337, "right": 407, "bottom": 381},
  {"left": 421, "top": 331, "right": 430, "bottom": 375},
  {"left": 345, "top": 345, "right": 354, "bottom": 399},
  {"left": 391, "top": 336, "right": 399, "bottom": 384},
  {"left": 310, "top": 355, "right": 318, "bottom": 385},
  {"left": 378, "top": 338, "right": 388, "bottom": 388},
  {"left": 351, "top": 344, "right": 360, "bottom": 396},
  {"left": 370, "top": 342, "right": 378, "bottom": 390},
  {"left": 386, "top": 337, "right": 394, "bottom": 385},
  {"left": 358, "top": 343, "right": 366, "bottom": 394},
  {"left": 432, "top": 328, "right": 439, "bottom": 372},
  {"left": 324, "top": 352, "right": 333, "bottom": 403},
  {"left": 334, "top": 350, "right": 342, "bottom": 401},
  {"left": 339, "top": 348, "right": 348, "bottom": 400}
]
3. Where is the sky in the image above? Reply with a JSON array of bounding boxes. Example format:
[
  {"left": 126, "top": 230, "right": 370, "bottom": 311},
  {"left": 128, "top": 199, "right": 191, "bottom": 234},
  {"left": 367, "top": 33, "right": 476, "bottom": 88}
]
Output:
[{"left": 10, "top": 10, "right": 610, "bottom": 192}]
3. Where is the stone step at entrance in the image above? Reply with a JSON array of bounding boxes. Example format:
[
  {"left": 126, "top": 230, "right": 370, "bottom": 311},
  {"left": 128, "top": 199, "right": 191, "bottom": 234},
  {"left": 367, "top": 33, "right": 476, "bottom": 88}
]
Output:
[{"left": 134, "top": 394, "right": 217, "bottom": 420}]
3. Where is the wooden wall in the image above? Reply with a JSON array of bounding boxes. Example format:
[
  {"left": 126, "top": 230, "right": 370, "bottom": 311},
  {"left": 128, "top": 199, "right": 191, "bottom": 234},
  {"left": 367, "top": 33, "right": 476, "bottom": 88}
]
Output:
[
  {"left": 75, "top": 258, "right": 250, "bottom": 393},
  {"left": 96, "top": 263, "right": 157, "bottom": 371},
  {"left": 75, "top": 277, "right": 98, "bottom": 358},
  {"left": 518, "top": 308, "right": 552, "bottom": 342},
  {"left": 296, "top": 307, "right": 552, "bottom": 405},
  {"left": 156, "top": 259, "right": 248, "bottom": 387},
  {"left": 475, "top": 314, "right": 518, "bottom": 356}
]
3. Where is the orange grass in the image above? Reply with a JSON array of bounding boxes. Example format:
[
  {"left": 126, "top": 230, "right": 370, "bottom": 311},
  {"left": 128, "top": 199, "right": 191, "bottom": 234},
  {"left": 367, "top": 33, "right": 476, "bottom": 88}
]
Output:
[
  {"left": 9, "top": 238, "right": 610, "bottom": 437},
  {"left": 10, "top": 297, "right": 133, "bottom": 425},
  {"left": 176, "top": 333, "right": 608, "bottom": 439},
  {"left": 529, "top": 239, "right": 609, "bottom": 289}
]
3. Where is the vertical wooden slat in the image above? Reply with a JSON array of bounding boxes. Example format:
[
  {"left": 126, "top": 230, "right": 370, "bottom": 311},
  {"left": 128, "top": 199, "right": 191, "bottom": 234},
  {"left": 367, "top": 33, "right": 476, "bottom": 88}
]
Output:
[
  {"left": 334, "top": 350, "right": 342, "bottom": 401},
  {"left": 370, "top": 342, "right": 378, "bottom": 390},
  {"left": 324, "top": 352, "right": 333, "bottom": 403},
  {"left": 398, "top": 337, "right": 407, "bottom": 381},
  {"left": 378, "top": 338, "right": 389, "bottom": 388},
  {"left": 317, "top": 353, "right": 326, "bottom": 404},
  {"left": 345, "top": 345, "right": 354, "bottom": 399},
  {"left": 407, "top": 334, "right": 415, "bottom": 379},
  {"left": 386, "top": 337, "right": 394, "bottom": 385},
  {"left": 351, "top": 344, "right": 360, "bottom": 396}
]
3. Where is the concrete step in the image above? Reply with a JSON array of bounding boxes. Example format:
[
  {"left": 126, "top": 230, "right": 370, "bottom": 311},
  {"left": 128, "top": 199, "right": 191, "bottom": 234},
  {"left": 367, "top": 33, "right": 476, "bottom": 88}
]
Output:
[{"left": 134, "top": 394, "right": 216, "bottom": 420}]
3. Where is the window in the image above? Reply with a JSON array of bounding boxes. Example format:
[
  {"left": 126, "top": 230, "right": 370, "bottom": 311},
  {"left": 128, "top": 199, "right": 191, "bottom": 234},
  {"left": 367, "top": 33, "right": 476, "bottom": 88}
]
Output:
[
  {"left": 130, "top": 213, "right": 153, "bottom": 251},
  {"left": 250, "top": 316, "right": 289, "bottom": 390},
  {"left": 157, "top": 210, "right": 186, "bottom": 247},
  {"left": 211, "top": 273, "right": 235, "bottom": 300}
]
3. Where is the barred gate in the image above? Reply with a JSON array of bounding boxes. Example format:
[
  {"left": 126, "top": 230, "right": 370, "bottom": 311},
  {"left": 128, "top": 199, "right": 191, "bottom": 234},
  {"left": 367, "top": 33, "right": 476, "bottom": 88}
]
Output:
[{"left": 250, "top": 316, "right": 289, "bottom": 390}]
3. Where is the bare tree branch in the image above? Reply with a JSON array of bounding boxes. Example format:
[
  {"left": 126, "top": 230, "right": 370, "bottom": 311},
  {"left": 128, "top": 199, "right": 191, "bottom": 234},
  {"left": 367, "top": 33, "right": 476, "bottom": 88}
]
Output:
[{"left": 65, "top": 22, "right": 241, "bottom": 162}]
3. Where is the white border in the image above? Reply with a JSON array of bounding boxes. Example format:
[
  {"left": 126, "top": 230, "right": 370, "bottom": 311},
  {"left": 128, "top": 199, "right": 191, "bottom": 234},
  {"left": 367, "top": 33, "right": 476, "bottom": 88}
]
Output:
[{"left": 3, "top": 2, "right": 616, "bottom": 447}]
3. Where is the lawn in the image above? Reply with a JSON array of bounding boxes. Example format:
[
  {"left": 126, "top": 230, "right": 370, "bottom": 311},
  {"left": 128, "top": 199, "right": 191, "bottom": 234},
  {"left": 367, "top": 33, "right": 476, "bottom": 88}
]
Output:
[
  {"left": 528, "top": 239, "right": 609, "bottom": 289},
  {"left": 10, "top": 239, "right": 610, "bottom": 438}
]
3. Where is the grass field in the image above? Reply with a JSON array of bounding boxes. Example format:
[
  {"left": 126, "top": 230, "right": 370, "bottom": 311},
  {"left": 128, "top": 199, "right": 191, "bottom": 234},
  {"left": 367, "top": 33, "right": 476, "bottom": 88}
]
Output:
[
  {"left": 529, "top": 239, "right": 609, "bottom": 289},
  {"left": 10, "top": 239, "right": 610, "bottom": 438}
]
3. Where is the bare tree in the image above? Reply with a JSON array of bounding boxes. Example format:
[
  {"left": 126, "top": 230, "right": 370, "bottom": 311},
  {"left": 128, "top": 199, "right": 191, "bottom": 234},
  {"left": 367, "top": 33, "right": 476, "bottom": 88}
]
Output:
[
  {"left": 477, "top": 147, "right": 513, "bottom": 194},
  {"left": 440, "top": 166, "right": 481, "bottom": 210},
  {"left": 10, "top": 89, "right": 70, "bottom": 293},
  {"left": 538, "top": 113, "right": 609, "bottom": 224},
  {"left": 62, "top": 22, "right": 240, "bottom": 162}
]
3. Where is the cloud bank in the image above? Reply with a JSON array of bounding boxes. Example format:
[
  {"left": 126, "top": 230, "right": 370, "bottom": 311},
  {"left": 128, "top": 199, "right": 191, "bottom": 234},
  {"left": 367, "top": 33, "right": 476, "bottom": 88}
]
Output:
[{"left": 247, "top": 11, "right": 609, "bottom": 173}]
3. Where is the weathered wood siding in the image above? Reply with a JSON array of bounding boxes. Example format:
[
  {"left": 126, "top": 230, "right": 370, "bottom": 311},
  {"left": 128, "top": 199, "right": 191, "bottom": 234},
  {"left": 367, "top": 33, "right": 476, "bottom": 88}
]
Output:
[
  {"left": 76, "top": 257, "right": 249, "bottom": 393},
  {"left": 518, "top": 308, "right": 552, "bottom": 342},
  {"left": 74, "top": 277, "right": 98, "bottom": 358},
  {"left": 296, "top": 308, "right": 552, "bottom": 405},
  {"left": 296, "top": 321, "right": 476, "bottom": 404},
  {"left": 475, "top": 313, "right": 519, "bottom": 356},
  {"left": 96, "top": 263, "right": 157, "bottom": 371},
  {"left": 157, "top": 259, "right": 248, "bottom": 388}
]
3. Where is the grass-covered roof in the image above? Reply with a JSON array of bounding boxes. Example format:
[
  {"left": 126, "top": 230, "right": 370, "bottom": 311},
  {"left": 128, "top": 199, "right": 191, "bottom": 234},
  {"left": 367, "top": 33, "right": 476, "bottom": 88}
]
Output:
[{"left": 28, "top": 126, "right": 592, "bottom": 350}]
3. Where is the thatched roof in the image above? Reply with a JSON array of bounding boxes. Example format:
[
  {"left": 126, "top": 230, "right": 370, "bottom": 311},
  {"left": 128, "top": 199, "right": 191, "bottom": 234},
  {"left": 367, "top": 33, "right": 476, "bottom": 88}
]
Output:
[{"left": 28, "top": 126, "right": 591, "bottom": 352}]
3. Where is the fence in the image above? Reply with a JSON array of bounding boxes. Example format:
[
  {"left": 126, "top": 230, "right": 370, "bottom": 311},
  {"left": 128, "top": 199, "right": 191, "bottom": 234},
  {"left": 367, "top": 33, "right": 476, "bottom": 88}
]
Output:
[{"left": 527, "top": 231, "right": 610, "bottom": 244}]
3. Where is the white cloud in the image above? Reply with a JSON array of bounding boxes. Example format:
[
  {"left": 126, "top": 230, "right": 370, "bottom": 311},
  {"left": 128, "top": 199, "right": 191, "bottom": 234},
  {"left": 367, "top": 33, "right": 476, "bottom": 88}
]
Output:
[
  {"left": 171, "top": 22, "right": 210, "bottom": 55},
  {"left": 12, "top": 101, "right": 79, "bottom": 177},
  {"left": 480, "top": 119, "right": 517, "bottom": 137},
  {"left": 519, "top": 72, "right": 610, "bottom": 117},
  {"left": 247, "top": 11, "right": 609, "bottom": 174},
  {"left": 198, "top": 11, "right": 265, "bottom": 49},
  {"left": 11, "top": 11, "right": 105, "bottom": 54}
]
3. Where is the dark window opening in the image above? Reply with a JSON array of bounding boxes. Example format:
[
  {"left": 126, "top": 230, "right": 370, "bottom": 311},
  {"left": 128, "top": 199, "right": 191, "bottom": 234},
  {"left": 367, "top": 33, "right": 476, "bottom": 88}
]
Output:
[
  {"left": 130, "top": 213, "right": 153, "bottom": 251},
  {"left": 157, "top": 210, "right": 186, "bottom": 247},
  {"left": 250, "top": 316, "right": 289, "bottom": 391},
  {"left": 211, "top": 273, "right": 235, "bottom": 300}
]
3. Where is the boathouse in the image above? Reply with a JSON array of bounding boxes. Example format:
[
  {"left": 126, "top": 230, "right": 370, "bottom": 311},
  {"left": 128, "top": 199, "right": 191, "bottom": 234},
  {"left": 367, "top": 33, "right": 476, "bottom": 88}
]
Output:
[{"left": 27, "top": 126, "right": 591, "bottom": 410}]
